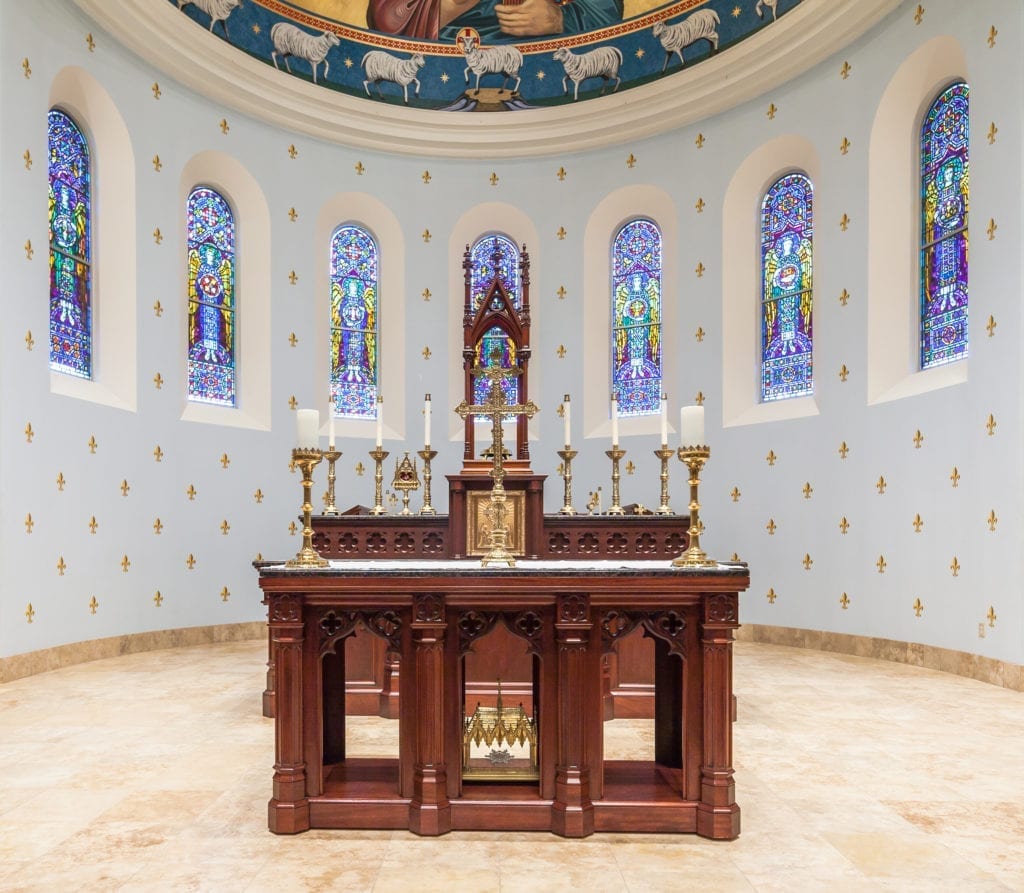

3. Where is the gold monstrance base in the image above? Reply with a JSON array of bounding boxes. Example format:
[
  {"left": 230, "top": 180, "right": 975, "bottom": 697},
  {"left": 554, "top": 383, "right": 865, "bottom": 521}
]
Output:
[
  {"left": 672, "top": 445, "right": 717, "bottom": 568},
  {"left": 462, "top": 679, "right": 538, "bottom": 781},
  {"left": 286, "top": 448, "right": 329, "bottom": 568}
]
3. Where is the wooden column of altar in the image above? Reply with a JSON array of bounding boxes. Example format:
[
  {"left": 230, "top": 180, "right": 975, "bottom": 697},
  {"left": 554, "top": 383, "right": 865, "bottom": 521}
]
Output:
[{"left": 259, "top": 559, "right": 747, "bottom": 839}]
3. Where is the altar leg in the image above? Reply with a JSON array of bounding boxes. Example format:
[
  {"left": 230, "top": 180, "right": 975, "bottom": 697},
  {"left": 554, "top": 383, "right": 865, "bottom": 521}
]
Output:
[
  {"left": 262, "top": 626, "right": 275, "bottom": 718},
  {"left": 552, "top": 594, "right": 595, "bottom": 838},
  {"left": 408, "top": 598, "right": 451, "bottom": 836},
  {"left": 696, "top": 595, "right": 740, "bottom": 840},
  {"left": 266, "top": 595, "right": 310, "bottom": 834}
]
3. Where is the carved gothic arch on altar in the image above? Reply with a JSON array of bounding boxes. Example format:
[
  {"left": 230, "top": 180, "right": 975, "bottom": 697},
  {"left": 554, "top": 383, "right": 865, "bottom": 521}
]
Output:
[{"left": 460, "top": 238, "right": 532, "bottom": 471}]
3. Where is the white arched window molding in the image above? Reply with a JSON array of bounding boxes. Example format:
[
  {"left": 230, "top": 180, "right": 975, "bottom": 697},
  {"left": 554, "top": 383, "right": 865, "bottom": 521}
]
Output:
[
  {"left": 867, "top": 36, "right": 968, "bottom": 404},
  {"left": 48, "top": 66, "right": 136, "bottom": 411},
  {"left": 583, "top": 186, "right": 677, "bottom": 441},
  {"left": 315, "top": 193, "right": 405, "bottom": 442},
  {"left": 179, "top": 151, "right": 271, "bottom": 430},
  {"left": 722, "top": 135, "right": 821, "bottom": 427},
  {"left": 448, "top": 205, "right": 540, "bottom": 447}
]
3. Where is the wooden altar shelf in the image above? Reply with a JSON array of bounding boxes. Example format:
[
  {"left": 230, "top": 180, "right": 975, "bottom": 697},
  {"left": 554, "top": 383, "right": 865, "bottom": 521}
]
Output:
[{"left": 259, "top": 559, "right": 748, "bottom": 839}]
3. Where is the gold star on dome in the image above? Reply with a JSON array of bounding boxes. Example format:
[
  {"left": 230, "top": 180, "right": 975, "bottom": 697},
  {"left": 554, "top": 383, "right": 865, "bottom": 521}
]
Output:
[
  {"left": 536, "top": 70, "right": 545, "bottom": 80},
  {"left": 732, "top": 6, "right": 741, "bottom": 17},
  {"left": 440, "top": 72, "right": 450, "bottom": 83},
  {"left": 344, "top": 58, "right": 353, "bottom": 68},
  {"left": 252, "top": 23, "right": 260, "bottom": 34},
  {"left": 635, "top": 48, "right": 645, "bottom": 59}
]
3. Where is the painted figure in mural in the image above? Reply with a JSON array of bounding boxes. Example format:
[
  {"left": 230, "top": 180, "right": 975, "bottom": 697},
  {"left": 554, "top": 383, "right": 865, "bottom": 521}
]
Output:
[{"left": 368, "top": 0, "right": 622, "bottom": 42}]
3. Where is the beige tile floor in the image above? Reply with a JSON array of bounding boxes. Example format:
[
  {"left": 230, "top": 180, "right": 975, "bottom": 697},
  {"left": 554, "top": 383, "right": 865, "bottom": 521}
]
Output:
[{"left": 0, "top": 640, "right": 1021, "bottom": 891}]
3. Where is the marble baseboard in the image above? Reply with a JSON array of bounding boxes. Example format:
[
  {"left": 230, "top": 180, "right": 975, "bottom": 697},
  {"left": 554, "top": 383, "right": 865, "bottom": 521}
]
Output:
[
  {"left": 0, "top": 622, "right": 265, "bottom": 684},
  {"left": 735, "top": 623, "right": 1023, "bottom": 692}
]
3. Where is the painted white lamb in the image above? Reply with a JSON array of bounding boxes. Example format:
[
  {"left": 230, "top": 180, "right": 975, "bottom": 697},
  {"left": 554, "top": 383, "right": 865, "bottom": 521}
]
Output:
[
  {"left": 362, "top": 51, "right": 426, "bottom": 104},
  {"left": 177, "top": 0, "right": 242, "bottom": 38},
  {"left": 553, "top": 46, "right": 623, "bottom": 101},
  {"left": 270, "top": 22, "right": 340, "bottom": 85},
  {"left": 756, "top": 0, "right": 778, "bottom": 22},
  {"left": 652, "top": 8, "right": 720, "bottom": 74},
  {"left": 462, "top": 38, "right": 523, "bottom": 94}
]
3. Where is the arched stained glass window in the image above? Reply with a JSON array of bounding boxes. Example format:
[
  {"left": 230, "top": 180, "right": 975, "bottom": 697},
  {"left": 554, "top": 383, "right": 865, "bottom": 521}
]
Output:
[
  {"left": 187, "top": 186, "right": 236, "bottom": 406},
  {"left": 470, "top": 234, "right": 520, "bottom": 418},
  {"left": 920, "top": 81, "right": 969, "bottom": 369},
  {"left": 761, "top": 173, "right": 813, "bottom": 402},
  {"left": 330, "top": 225, "right": 379, "bottom": 419},
  {"left": 471, "top": 234, "right": 520, "bottom": 311},
  {"left": 48, "top": 109, "right": 92, "bottom": 379},
  {"left": 611, "top": 219, "right": 662, "bottom": 416}
]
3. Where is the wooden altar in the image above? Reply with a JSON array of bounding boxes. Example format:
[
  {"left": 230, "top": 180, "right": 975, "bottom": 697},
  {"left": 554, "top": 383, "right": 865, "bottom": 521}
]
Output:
[{"left": 259, "top": 559, "right": 748, "bottom": 839}]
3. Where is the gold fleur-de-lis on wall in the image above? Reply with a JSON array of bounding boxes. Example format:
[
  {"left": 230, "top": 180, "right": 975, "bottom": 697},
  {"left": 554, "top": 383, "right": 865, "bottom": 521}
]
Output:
[
  {"left": 153, "top": 518, "right": 163, "bottom": 535},
  {"left": 839, "top": 213, "right": 850, "bottom": 231},
  {"left": 88, "top": 435, "right": 98, "bottom": 454},
  {"left": 24, "top": 514, "right": 34, "bottom": 534},
  {"left": 839, "top": 137, "right": 850, "bottom": 155},
  {"left": 153, "top": 591, "right": 163, "bottom": 607},
  {"left": 839, "top": 593, "right": 850, "bottom": 610},
  {"left": 950, "top": 556, "right": 960, "bottom": 577},
  {"left": 186, "top": 484, "right": 197, "bottom": 500},
  {"left": 288, "top": 270, "right": 298, "bottom": 285},
  {"left": 694, "top": 391, "right": 705, "bottom": 406},
  {"left": 57, "top": 556, "right": 67, "bottom": 576},
  {"left": 557, "top": 226, "right": 567, "bottom": 240},
  {"left": 354, "top": 161, "right": 365, "bottom": 175},
  {"left": 913, "top": 4, "right": 924, "bottom": 25},
  {"left": 986, "top": 414, "right": 997, "bottom": 436},
  {"left": 987, "top": 25, "right": 997, "bottom": 47},
  {"left": 24, "top": 239, "right": 33, "bottom": 260},
  {"left": 840, "top": 60, "right": 851, "bottom": 79},
  {"left": 186, "top": 554, "right": 196, "bottom": 569},
  {"left": 730, "top": 487, "right": 740, "bottom": 502},
  {"left": 152, "top": 155, "right": 162, "bottom": 172},
  {"left": 557, "top": 286, "right": 567, "bottom": 299},
  {"left": 766, "top": 450, "right": 777, "bottom": 466},
  {"left": 695, "top": 197, "right": 705, "bottom": 213},
  {"left": 876, "top": 555, "right": 887, "bottom": 574},
  {"left": 626, "top": 153, "right": 637, "bottom": 168},
  {"left": 802, "top": 553, "right": 813, "bottom": 570},
  {"left": 153, "top": 372, "right": 164, "bottom": 390},
  {"left": 422, "top": 288, "right": 432, "bottom": 301},
  {"left": 89, "top": 596, "right": 99, "bottom": 614},
  {"left": 489, "top": 172, "right": 499, "bottom": 186},
  {"left": 422, "top": 346, "right": 432, "bottom": 360},
  {"left": 986, "top": 315, "right": 997, "bottom": 337},
  {"left": 422, "top": 170, "right": 431, "bottom": 184},
  {"left": 219, "top": 118, "right": 230, "bottom": 134},
  {"left": 120, "top": 554, "right": 131, "bottom": 573},
  {"left": 220, "top": 520, "right": 231, "bottom": 535},
  {"left": 220, "top": 587, "right": 230, "bottom": 602},
  {"left": 987, "top": 605, "right": 997, "bottom": 627},
  {"left": 695, "top": 262, "right": 705, "bottom": 278},
  {"left": 912, "top": 597, "right": 923, "bottom": 617},
  {"left": 839, "top": 517, "right": 850, "bottom": 534},
  {"left": 120, "top": 479, "right": 130, "bottom": 496},
  {"left": 220, "top": 453, "right": 231, "bottom": 469},
  {"left": 765, "top": 518, "right": 776, "bottom": 535},
  {"left": 85, "top": 32, "right": 95, "bottom": 51},
  {"left": 254, "top": 489, "right": 264, "bottom": 503},
  {"left": 766, "top": 587, "right": 777, "bottom": 604},
  {"left": 152, "top": 82, "right": 162, "bottom": 98},
  {"left": 153, "top": 445, "right": 164, "bottom": 462},
  {"left": 912, "top": 513, "right": 923, "bottom": 532},
  {"left": 24, "top": 422, "right": 34, "bottom": 443},
  {"left": 154, "top": 300, "right": 163, "bottom": 317},
  {"left": 838, "top": 441, "right": 849, "bottom": 459},
  {"left": 838, "top": 364, "right": 849, "bottom": 382},
  {"left": 25, "top": 330, "right": 34, "bottom": 350},
  {"left": 987, "top": 122, "right": 998, "bottom": 144},
  {"left": 23, "top": 149, "right": 32, "bottom": 169},
  {"left": 56, "top": 472, "right": 66, "bottom": 491},
  {"left": 22, "top": 58, "right": 31, "bottom": 78},
  {"left": 355, "top": 462, "right": 365, "bottom": 476},
  {"left": 695, "top": 133, "right": 705, "bottom": 148},
  {"left": 25, "top": 603, "right": 35, "bottom": 623},
  {"left": 987, "top": 509, "right": 998, "bottom": 531},
  {"left": 288, "top": 332, "right": 298, "bottom": 347},
  {"left": 288, "top": 144, "right": 298, "bottom": 158},
  {"left": 288, "top": 207, "right": 298, "bottom": 222},
  {"left": 950, "top": 466, "right": 960, "bottom": 487},
  {"left": 88, "top": 515, "right": 98, "bottom": 534},
  {"left": 876, "top": 476, "right": 886, "bottom": 494},
  {"left": 422, "top": 229, "right": 432, "bottom": 242},
  {"left": 987, "top": 218, "right": 997, "bottom": 240},
  {"left": 625, "top": 461, "right": 636, "bottom": 475},
  {"left": 556, "top": 345, "right": 566, "bottom": 359},
  {"left": 288, "top": 521, "right": 298, "bottom": 535},
  {"left": 766, "top": 103, "right": 777, "bottom": 119},
  {"left": 802, "top": 482, "right": 813, "bottom": 499},
  {"left": 288, "top": 396, "right": 298, "bottom": 410},
  {"left": 556, "top": 166, "right": 566, "bottom": 180},
  {"left": 695, "top": 327, "right": 705, "bottom": 342},
  {"left": 153, "top": 228, "right": 163, "bottom": 244},
  {"left": 838, "top": 288, "right": 850, "bottom": 306}
]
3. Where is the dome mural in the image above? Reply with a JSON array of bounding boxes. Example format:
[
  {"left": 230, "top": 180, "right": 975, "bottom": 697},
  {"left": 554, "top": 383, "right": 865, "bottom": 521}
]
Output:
[{"left": 171, "top": 0, "right": 802, "bottom": 110}]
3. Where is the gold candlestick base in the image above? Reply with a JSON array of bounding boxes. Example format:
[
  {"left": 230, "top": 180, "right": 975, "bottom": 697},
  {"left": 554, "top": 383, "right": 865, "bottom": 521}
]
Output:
[
  {"left": 369, "top": 446, "right": 389, "bottom": 515},
  {"left": 418, "top": 448, "right": 438, "bottom": 515},
  {"left": 322, "top": 448, "right": 342, "bottom": 516},
  {"left": 605, "top": 447, "right": 626, "bottom": 515},
  {"left": 557, "top": 448, "right": 578, "bottom": 515},
  {"left": 286, "top": 448, "right": 329, "bottom": 568},
  {"left": 654, "top": 446, "right": 675, "bottom": 515},
  {"left": 672, "top": 445, "right": 717, "bottom": 568}
]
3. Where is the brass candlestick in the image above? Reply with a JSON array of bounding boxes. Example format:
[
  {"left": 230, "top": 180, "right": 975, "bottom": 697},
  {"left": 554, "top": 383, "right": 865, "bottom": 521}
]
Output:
[
  {"left": 418, "top": 448, "right": 438, "bottom": 515},
  {"left": 605, "top": 447, "right": 626, "bottom": 515},
  {"left": 286, "top": 448, "right": 329, "bottom": 568},
  {"left": 369, "top": 446, "right": 389, "bottom": 515},
  {"left": 322, "top": 448, "right": 342, "bottom": 516},
  {"left": 556, "top": 448, "right": 578, "bottom": 515},
  {"left": 654, "top": 446, "right": 675, "bottom": 515},
  {"left": 673, "top": 445, "right": 716, "bottom": 567}
]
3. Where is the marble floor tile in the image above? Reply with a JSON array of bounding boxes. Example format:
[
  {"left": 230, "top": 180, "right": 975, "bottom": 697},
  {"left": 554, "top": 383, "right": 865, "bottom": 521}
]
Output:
[{"left": 1, "top": 640, "right": 1022, "bottom": 891}]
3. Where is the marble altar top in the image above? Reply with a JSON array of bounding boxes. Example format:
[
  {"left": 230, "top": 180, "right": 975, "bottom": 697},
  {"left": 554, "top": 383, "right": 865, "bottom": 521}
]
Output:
[{"left": 257, "top": 559, "right": 749, "bottom": 578}]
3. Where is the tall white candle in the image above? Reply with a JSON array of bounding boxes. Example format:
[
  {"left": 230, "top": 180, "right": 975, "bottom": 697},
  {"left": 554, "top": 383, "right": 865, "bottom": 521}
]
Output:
[
  {"left": 660, "top": 394, "right": 668, "bottom": 446},
  {"left": 296, "top": 408, "right": 319, "bottom": 448},
  {"left": 611, "top": 394, "right": 619, "bottom": 447},
  {"left": 680, "top": 405, "right": 705, "bottom": 446},
  {"left": 424, "top": 394, "right": 431, "bottom": 447},
  {"left": 328, "top": 413, "right": 335, "bottom": 450},
  {"left": 563, "top": 394, "right": 571, "bottom": 448},
  {"left": 375, "top": 397, "right": 383, "bottom": 447}
]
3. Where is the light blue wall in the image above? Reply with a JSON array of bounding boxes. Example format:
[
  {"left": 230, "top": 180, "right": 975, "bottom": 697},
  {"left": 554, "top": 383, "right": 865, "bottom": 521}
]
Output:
[{"left": 2, "top": 0, "right": 1020, "bottom": 666}]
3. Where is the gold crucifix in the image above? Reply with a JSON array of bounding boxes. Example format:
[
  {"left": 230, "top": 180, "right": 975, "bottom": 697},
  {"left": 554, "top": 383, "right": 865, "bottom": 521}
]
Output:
[{"left": 454, "top": 355, "right": 538, "bottom": 567}]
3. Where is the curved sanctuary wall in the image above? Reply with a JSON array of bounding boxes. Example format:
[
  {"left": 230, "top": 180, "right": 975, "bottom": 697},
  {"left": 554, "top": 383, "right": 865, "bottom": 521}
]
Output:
[{"left": 0, "top": 0, "right": 1020, "bottom": 687}]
